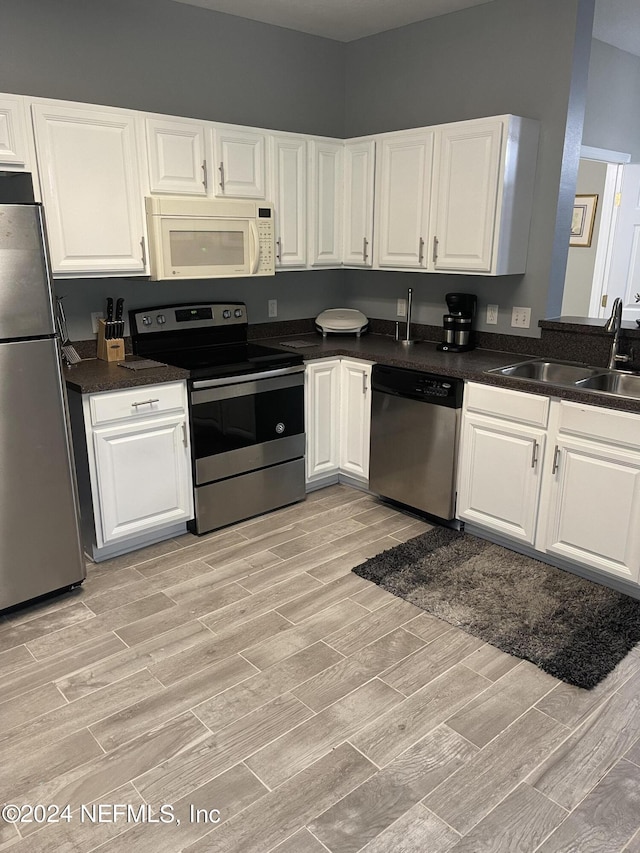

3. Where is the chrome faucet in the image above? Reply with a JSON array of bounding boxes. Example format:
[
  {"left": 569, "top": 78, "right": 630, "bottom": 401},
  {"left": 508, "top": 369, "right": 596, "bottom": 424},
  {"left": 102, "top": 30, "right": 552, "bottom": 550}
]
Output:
[{"left": 605, "top": 297, "right": 632, "bottom": 369}]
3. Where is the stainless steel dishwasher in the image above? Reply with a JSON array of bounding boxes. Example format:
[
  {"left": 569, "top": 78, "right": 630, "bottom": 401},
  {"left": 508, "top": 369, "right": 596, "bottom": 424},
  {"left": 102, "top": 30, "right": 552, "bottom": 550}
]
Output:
[{"left": 369, "top": 364, "right": 464, "bottom": 522}]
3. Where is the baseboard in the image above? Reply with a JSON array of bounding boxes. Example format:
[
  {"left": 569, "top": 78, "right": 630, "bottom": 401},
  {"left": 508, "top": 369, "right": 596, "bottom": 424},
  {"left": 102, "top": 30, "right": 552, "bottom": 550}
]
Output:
[{"left": 87, "top": 522, "right": 189, "bottom": 563}]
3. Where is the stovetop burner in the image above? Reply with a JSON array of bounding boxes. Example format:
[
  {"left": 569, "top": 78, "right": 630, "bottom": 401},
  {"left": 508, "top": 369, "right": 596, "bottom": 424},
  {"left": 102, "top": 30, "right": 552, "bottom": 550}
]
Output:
[{"left": 129, "top": 301, "right": 303, "bottom": 380}]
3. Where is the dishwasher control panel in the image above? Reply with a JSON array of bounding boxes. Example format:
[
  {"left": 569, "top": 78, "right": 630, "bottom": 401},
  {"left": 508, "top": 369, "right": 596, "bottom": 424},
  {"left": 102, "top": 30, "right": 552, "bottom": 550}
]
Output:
[{"left": 371, "top": 364, "right": 463, "bottom": 408}]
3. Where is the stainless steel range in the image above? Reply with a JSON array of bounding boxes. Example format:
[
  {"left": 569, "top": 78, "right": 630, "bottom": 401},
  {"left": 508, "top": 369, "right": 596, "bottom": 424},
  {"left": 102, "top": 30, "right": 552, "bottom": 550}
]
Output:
[{"left": 130, "top": 302, "right": 305, "bottom": 534}]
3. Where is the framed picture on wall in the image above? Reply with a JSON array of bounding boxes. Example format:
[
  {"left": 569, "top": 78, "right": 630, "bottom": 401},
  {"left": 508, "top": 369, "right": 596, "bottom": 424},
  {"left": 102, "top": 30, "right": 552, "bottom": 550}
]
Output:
[{"left": 570, "top": 194, "right": 598, "bottom": 247}]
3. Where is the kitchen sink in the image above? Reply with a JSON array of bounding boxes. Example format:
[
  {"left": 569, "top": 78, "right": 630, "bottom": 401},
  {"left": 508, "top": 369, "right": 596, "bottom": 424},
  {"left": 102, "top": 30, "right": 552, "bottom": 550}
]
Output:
[
  {"left": 576, "top": 371, "right": 640, "bottom": 399},
  {"left": 489, "top": 359, "right": 605, "bottom": 385}
]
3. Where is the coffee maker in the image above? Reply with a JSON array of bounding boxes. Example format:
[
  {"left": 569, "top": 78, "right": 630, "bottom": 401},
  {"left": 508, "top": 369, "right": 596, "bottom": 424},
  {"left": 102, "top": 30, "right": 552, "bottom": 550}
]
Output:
[{"left": 437, "top": 293, "right": 477, "bottom": 353}]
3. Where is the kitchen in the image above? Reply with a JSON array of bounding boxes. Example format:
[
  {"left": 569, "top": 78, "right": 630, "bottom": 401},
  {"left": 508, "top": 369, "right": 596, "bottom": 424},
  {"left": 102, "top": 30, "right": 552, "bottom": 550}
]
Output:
[{"left": 2, "top": 0, "right": 640, "bottom": 850}]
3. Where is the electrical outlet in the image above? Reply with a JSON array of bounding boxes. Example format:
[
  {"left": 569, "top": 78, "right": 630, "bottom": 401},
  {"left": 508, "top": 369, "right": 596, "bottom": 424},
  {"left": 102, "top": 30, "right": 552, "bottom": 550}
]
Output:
[
  {"left": 511, "top": 306, "right": 531, "bottom": 329},
  {"left": 90, "top": 312, "right": 103, "bottom": 334},
  {"left": 397, "top": 298, "right": 407, "bottom": 317},
  {"left": 486, "top": 304, "right": 499, "bottom": 325},
  {"left": 268, "top": 299, "right": 277, "bottom": 318}
]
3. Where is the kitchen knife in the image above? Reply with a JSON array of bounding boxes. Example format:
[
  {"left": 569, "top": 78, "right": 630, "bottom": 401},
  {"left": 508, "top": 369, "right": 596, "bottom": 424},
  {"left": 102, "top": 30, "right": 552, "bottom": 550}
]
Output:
[
  {"left": 105, "top": 297, "right": 114, "bottom": 339},
  {"left": 115, "top": 297, "right": 124, "bottom": 338}
]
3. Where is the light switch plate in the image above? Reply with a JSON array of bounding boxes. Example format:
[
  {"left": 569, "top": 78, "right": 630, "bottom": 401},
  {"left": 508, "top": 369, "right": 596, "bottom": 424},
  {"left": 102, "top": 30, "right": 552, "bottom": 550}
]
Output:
[
  {"left": 511, "top": 306, "right": 531, "bottom": 328},
  {"left": 397, "top": 299, "right": 407, "bottom": 317},
  {"left": 486, "top": 304, "right": 498, "bottom": 325},
  {"left": 268, "top": 299, "right": 277, "bottom": 318}
]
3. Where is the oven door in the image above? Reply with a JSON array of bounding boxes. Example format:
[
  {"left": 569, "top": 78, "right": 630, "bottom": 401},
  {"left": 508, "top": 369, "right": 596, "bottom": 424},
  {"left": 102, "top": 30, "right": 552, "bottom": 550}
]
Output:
[{"left": 190, "top": 366, "right": 305, "bottom": 486}]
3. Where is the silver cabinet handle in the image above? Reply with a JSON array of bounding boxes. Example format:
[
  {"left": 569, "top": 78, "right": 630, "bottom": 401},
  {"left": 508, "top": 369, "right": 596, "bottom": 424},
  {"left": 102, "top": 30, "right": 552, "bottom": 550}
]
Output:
[
  {"left": 551, "top": 445, "right": 561, "bottom": 475},
  {"left": 276, "top": 238, "right": 282, "bottom": 261},
  {"left": 182, "top": 422, "right": 188, "bottom": 447},
  {"left": 363, "top": 237, "right": 368, "bottom": 262},
  {"left": 140, "top": 236, "right": 147, "bottom": 267},
  {"left": 362, "top": 373, "right": 368, "bottom": 395},
  {"left": 202, "top": 160, "right": 208, "bottom": 189},
  {"left": 219, "top": 162, "right": 225, "bottom": 192},
  {"left": 131, "top": 398, "right": 159, "bottom": 408},
  {"left": 418, "top": 237, "right": 425, "bottom": 264},
  {"left": 531, "top": 440, "right": 538, "bottom": 469},
  {"left": 433, "top": 236, "right": 439, "bottom": 263}
]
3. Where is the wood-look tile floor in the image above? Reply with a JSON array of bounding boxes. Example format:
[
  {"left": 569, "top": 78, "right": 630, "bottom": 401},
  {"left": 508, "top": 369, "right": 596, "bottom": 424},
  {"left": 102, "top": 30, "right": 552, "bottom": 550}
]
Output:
[{"left": 2, "top": 484, "right": 640, "bottom": 852}]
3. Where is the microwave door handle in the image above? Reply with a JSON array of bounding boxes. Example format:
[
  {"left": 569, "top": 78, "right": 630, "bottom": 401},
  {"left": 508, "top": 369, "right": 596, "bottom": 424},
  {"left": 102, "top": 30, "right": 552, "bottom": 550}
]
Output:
[{"left": 249, "top": 221, "right": 260, "bottom": 274}]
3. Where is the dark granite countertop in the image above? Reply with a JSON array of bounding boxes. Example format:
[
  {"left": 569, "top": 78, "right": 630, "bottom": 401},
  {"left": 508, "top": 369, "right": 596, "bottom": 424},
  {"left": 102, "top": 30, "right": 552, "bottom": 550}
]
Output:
[
  {"left": 63, "top": 357, "right": 189, "bottom": 394},
  {"left": 64, "top": 333, "right": 640, "bottom": 415},
  {"left": 261, "top": 332, "right": 640, "bottom": 415}
]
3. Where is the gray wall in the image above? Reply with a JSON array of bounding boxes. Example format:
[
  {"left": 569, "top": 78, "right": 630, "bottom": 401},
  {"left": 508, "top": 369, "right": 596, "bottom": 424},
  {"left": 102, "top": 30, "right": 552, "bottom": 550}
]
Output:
[
  {"left": 561, "top": 158, "right": 608, "bottom": 316},
  {"left": 343, "top": 0, "right": 595, "bottom": 336},
  {"left": 582, "top": 39, "right": 640, "bottom": 163},
  {"left": 2, "top": 0, "right": 595, "bottom": 340},
  {"left": 0, "top": 0, "right": 345, "bottom": 136}
]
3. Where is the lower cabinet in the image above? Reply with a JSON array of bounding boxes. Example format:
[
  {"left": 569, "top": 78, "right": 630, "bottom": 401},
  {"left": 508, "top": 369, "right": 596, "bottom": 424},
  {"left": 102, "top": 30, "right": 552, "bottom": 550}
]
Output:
[
  {"left": 69, "top": 381, "right": 194, "bottom": 561},
  {"left": 305, "top": 357, "right": 372, "bottom": 487},
  {"left": 458, "top": 382, "right": 640, "bottom": 585}
]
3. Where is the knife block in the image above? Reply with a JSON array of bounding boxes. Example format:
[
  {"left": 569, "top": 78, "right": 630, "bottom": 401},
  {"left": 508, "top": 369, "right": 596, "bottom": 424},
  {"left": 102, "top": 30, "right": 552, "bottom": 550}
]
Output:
[{"left": 96, "top": 319, "right": 125, "bottom": 362}]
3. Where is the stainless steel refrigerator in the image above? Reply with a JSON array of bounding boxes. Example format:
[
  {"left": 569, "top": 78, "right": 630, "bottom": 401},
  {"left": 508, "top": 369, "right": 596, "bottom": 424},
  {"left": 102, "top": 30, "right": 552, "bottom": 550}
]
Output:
[{"left": 0, "top": 203, "right": 85, "bottom": 610}]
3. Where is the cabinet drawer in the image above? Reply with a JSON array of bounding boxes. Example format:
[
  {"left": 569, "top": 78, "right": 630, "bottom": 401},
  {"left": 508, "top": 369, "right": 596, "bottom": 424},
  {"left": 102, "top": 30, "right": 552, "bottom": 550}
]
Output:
[
  {"left": 89, "top": 382, "right": 186, "bottom": 426},
  {"left": 465, "top": 382, "right": 549, "bottom": 427},
  {"left": 557, "top": 400, "right": 640, "bottom": 450}
]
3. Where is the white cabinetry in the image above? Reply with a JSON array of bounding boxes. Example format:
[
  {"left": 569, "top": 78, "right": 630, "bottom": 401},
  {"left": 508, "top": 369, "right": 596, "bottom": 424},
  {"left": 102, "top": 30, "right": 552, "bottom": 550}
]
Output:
[
  {"left": 146, "top": 116, "right": 208, "bottom": 195},
  {"left": 308, "top": 139, "right": 343, "bottom": 267},
  {"left": 0, "top": 95, "right": 29, "bottom": 167},
  {"left": 305, "top": 359, "right": 341, "bottom": 484},
  {"left": 375, "top": 131, "right": 434, "bottom": 269},
  {"left": 305, "top": 357, "right": 373, "bottom": 487},
  {"left": 339, "top": 359, "right": 372, "bottom": 482},
  {"left": 459, "top": 383, "right": 640, "bottom": 586},
  {"left": 343, "top": 139, "right": 375, "bottom": 267},
  {"left": 73, "top": 381, "right": 193, "bottom": 562},
  {"left": 430, "top": 116, "right": 539, "bottom": 275},
  {"left": 457, "top": 383, "right": 549, "bottom": 545},
  {"left": 212, "top": 126, "right": 266, "bottom": 198},
  {"left": 270, "top": 134, "right": 307, "bottom": 268},
  {"left": 539, "top": 402, "right": 640, "bottom": 583},
  {"left": 31, "top": 101, "right": 147, "bottom": 276}
]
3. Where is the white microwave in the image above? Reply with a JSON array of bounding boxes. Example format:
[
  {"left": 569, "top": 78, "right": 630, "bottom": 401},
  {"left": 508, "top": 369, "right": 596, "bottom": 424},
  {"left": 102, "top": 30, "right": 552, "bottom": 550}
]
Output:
[{"left": 145, "top": 197, "right": 275, "bottom": 280}]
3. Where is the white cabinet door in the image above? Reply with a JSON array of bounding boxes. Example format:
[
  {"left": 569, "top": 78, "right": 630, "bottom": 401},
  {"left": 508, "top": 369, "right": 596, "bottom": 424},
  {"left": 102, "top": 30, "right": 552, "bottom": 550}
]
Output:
[
  {"left": 376, "top": 131, "right": 434, "bottom": 269},
  {"left": 146, "top": 117, "right": 208, "bottom": 195},
  {"left": 305, "top": 359, "right": 341, "bottom": 483},
  {"left": 93, "top": 412, "right": 192, "bottom": 544},
  {"left": 543, "top": 436, "right": 640, "bottom": 582},
  {"left": 212, "top": 126, "right": 266, "bottom": 198},
  {"left": 271, "top": 135, "right": 307, "bottom": 267},
  {"left": 339, "top": 359, "right": 372, "bottom": 482},
  {"left": 457, "top": 412, "right": 546, "bottom": 545},
  {"left": 308, "top": 139, "right": 343, "bottom": 267},
  {"left": 31, "top": 102, "right": 146, "bottom": 276},
  {"left": 431, "top": 119, "right": 503, "bottom": 273},
  {"left": 0, "top": 95, "right": 28, "bottom": 166},
  {"left": 343, "top": 139, "right": 375, "bottom": 267}
]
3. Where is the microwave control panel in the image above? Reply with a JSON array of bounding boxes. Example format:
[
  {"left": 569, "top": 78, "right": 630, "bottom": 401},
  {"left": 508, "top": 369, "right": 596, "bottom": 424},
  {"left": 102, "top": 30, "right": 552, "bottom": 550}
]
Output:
[{"left": 256, "top": 212, "right": 275, "bottom": 276}]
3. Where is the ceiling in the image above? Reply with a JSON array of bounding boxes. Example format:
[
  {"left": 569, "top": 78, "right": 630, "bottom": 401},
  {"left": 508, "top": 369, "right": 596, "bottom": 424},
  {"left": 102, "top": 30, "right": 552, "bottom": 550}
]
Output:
[{"left": 170, "top": 0, "right": 640, "bottom": 54}]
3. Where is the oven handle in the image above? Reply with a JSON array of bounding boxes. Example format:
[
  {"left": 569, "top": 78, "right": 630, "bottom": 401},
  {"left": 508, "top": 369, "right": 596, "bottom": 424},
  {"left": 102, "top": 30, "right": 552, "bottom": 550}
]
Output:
[{"left": 192, "top": 364, "right": 304, "bottom": 390}]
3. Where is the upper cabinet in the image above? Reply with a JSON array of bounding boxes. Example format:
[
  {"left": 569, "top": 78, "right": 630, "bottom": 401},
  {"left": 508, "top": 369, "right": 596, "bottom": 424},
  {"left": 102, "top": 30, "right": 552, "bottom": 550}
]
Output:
[
  {"left": 146, "top": 116, "right": 208, "bottom": 195},
  {"left": 308, "top": 139, "right": 343, "bottom": 267},
  {"left": 429, "top": 116, "right": 539, "bottom": 275},
  {"left": 343, "top": 139, "right": 375, "bottom": 268},
  {"left": 31, "top": 101, "right": 147, "bottom": 276},
  {"left": 375, "top": 131, "right": 435, "bottom": 269},
  {"left": 270, "top": 134, "right": 307, "bottom": 268},
  {"left": 212, "top": 126, "right": 266, "bottom": 199},
  {"left": 0, "top": 95, "right": 29, "bottom": 167}
]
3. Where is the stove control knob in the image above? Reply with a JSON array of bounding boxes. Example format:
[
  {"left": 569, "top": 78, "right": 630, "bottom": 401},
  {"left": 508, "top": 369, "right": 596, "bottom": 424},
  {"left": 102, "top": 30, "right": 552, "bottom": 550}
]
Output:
[
  {"left": 141, "top": 315, "right": 152, "bottom": 326},
  {"left": 156, "top": 314, "right": 166, "bottom": 325},
  {"left": 222, "top": 309, "right": 231, "bottom": 319},
  {"left": 234, "top": 308, "right": 243, "bottom": 318},
  {"left": 275, "top": 422, "right": 285, "bottom": 434}
]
